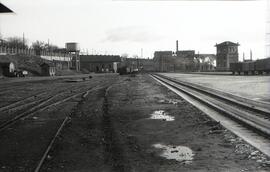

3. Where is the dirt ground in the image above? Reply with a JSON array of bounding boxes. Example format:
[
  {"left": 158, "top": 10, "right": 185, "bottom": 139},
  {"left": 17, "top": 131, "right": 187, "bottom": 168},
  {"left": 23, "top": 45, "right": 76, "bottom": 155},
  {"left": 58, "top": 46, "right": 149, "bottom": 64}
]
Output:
[
  {"left": 41, "top": 74, "right": 270, "bottom": 172},
  {"left": 0, "top": 74, "right": 117, "bottom": 171}
]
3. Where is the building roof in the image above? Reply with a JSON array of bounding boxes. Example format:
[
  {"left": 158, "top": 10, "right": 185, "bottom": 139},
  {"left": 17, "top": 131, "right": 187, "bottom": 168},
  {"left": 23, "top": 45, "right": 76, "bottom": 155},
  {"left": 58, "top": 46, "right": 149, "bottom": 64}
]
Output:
[
  {"left": 0, "top": 3, "right": 13, "bottom": 13},
  {"left": 0, "top": 62, "right": 13, "bottom": 66},
  {"left": 80, "top": 55, "right": 121, "bottom": 62},
  {"left": 195, "top": 54, "right": 216, "bottom": 59},
  {"left": 215, "top": 41, "right": 240, "bottom": 47}
]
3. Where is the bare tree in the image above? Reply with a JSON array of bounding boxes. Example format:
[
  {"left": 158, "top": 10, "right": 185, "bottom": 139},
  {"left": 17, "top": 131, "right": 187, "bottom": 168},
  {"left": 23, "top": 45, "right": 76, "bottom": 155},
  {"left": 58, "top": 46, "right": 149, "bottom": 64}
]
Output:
[
  {"left": 121, "top": 53, "right": 129, "bottom": 58},
  {"left": 44, "top": 43, "right": 60, "bottom": 52},
  {"left": 32, "top": 40, "right": 45, "bottom": 55},
  {"left": 132, "top": 54, "right": 139, "bottom": 59},
  {"left": 5, "top": 36, "right": 28, "bottom": 49}
]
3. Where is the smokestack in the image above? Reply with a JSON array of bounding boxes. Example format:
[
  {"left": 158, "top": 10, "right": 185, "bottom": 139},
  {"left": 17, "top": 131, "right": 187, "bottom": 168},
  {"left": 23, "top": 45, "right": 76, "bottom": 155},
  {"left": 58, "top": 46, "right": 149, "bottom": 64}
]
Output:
[
  {"left": 176, "top": 40, "right": 179, "bottom": 52},
  {"left": 243, "top": 52, "right": 245, "bottom": 61},
  {"left": 250, "top": 49, "right": 252, "bottom": 61}
]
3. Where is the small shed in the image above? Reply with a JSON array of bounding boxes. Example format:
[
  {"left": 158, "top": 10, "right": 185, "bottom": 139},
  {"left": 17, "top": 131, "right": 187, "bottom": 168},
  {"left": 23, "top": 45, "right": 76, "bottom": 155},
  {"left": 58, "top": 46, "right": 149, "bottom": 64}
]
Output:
[
  {"left": 0, "top": 62, "right": 15, "bottom": 76},
  {"left": 40, "top": 62, "right": 56, "bottom": 76}
]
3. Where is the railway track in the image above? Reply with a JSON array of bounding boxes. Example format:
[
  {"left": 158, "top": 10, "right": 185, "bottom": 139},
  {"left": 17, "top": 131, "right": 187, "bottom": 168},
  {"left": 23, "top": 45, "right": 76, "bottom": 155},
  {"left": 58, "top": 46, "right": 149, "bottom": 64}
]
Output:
[
  {"left": 33, "top": 89, "right": 96, "bottom": 172},
  {"left": 151, "top": 74, "right": 270, "bottom": 157},
  {"left": 0, "top": 75, "right": 119, "bottom": 171},
  {"left": 0, "top": 83, "right": 102, "bottom": 132},
  {"left": 0, "top": 78, "right": 104, "bottom": 117}
]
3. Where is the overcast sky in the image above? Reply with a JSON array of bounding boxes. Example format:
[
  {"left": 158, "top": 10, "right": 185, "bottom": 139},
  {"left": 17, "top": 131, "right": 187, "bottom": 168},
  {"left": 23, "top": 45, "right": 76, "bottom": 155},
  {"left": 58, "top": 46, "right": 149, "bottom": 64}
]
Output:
[{"left": 0, "top": 0, "right": 268, "bottom": 60}]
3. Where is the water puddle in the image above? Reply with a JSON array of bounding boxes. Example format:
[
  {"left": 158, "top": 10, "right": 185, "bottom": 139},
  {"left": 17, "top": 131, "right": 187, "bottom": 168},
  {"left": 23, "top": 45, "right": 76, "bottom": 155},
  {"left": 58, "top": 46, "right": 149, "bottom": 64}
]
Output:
[
  {"left": 168, "top": 99, "right": 179, "bottom": 105},
  {"left": 252, "top": 98, "right": 262, "bottom": 101},
  {"left": 158, "top": 99, "right": 179, "bottom": 105},
  {"left": 150, "top": 110, "right": 175, "bottom": 121},
  {"left": 153, "top": 143, "right": 194, "bottom": 164},
  {"left": 158, "top": 99, "right": 166, "bottom": 103}
]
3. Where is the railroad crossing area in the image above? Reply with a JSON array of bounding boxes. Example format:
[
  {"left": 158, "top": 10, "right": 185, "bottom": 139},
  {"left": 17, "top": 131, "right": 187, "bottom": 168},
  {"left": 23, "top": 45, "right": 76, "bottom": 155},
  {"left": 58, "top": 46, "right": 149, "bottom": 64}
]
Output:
[{"left": 0, "top": 73, "right": 270, "bottom": 171}]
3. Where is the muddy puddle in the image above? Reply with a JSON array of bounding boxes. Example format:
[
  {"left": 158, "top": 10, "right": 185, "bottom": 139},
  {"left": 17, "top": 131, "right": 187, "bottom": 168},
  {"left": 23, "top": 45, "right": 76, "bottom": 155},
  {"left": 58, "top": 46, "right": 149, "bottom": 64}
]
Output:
[
  {"left": 153, "top": 143, "right": 194, "bottom": 164},
  {"left": 150, "top": 110, "right": 175, "bottom": 121}
]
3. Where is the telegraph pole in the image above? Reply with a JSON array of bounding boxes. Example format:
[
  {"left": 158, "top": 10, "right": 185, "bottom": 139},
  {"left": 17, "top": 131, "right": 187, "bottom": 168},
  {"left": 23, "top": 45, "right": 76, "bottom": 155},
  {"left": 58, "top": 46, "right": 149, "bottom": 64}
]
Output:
[{"left": 23, "top": 32, "right": 25, "bottom": 47}]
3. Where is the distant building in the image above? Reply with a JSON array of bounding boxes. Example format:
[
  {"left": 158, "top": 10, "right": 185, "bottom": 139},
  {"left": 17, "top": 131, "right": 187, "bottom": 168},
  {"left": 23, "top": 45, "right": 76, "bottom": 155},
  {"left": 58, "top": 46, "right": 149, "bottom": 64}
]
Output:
[
  {"left": 153, "top": 51, "right": 174, "bottom": 72},
  {"left": 194, "top": 54, "right": 216, "bottom": 71},
  {"left": 175, "top": 50, "right": 195, "bottom": 71},
  {"left": 40, "top": 62, "right": 56, "bottom": 76},
  {"left": 121, "top": 58, "right": 155, "bottom": 72},
  {"left": 153, "top": 50, "right": 197, "bottom": 72},
  {"left": 0, "top": 62, "right": 15, "bottom": 76},
  {"left": 215, "top": 41, "right": 239, "bottom": 71},
  {"left": 138, "top": 58, "right": 155, "bottom": 72},
  {"left": 80, "top": 55, "right": 121, "bottom": 73}
]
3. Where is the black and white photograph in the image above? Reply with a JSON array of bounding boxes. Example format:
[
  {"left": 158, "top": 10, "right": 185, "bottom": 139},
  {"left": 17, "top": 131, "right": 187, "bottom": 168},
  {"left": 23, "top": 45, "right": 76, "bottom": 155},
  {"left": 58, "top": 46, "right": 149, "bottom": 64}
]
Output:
[{"left": 0, "top": 0, "right": 270, "bottom": 171}]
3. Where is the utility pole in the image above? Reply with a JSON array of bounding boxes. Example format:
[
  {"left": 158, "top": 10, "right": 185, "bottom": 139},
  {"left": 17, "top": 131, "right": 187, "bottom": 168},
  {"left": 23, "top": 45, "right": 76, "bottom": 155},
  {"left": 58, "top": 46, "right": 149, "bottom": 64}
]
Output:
[
  {"left": 22, "top": 32, "right": 25, "bottom": 48},
  {"left": 250, "top": 49, "right": 252, "bottom": 61},
  {"left": 47, "top": 39, "right": 50, "bottom": 54}
]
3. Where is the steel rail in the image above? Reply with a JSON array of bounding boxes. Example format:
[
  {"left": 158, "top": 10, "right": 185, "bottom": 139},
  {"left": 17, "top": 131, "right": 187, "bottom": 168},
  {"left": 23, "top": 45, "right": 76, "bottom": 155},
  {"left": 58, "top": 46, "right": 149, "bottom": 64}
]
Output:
[
  {"left": 154, "top": 74, "right": 270, "bottom": 116},
  {"left": 34, "top": 116, "right": 70, "bottom": 172},
  {"left": 0, "top": 80, "right": 95, "bottom": 113},
  {"left": 151, "top": 74, "right": 270, "bottom": 137},
  {"left": 0, "top": 85, "right": 100, "bottom": 132},
  {"left": 34, "top": 86, "right": 106, "bottom": 172}
]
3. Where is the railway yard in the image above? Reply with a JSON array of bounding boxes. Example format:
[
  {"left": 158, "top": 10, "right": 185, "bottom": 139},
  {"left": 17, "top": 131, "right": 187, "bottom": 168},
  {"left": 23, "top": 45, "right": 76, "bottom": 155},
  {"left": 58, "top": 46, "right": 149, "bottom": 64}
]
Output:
[{"left": 0, "top": 73, "right": 270, "bottom": 171}]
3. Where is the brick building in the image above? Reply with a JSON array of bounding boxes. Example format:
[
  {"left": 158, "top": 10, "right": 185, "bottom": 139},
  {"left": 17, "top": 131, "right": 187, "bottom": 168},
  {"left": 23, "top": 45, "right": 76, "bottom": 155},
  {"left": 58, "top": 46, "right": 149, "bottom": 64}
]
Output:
[
  {"left": 80, "top": 55, "right": 121, "bottom": 73},
  {"left": 215, "top": 41, "right": 239, "bottom": 71},
  {"left": 175, "top": 50, "right": 195, "bottom": 71},
  {"left": 121, "top": 58, "right": 155, "bottom": 72},
  {"left": 153, "top": 51, "right": 174, "bottom": 72}
]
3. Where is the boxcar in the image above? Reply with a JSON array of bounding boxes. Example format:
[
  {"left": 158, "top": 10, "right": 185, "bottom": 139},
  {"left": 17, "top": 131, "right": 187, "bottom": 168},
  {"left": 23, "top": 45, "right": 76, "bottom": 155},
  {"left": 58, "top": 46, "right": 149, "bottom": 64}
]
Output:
[
  {"left": 261, "top": 58, "right": 270, "bottom": 73},
  {"left": 243, "top": 61, "right": 255, "bottom": 75},
  {"left": 255, "top": 59, "right": 266, "bottom": 74},
  {"left": 230, "top": 62, "right": 243, "bottom": 74},
  {"left": 231, "top": 58, "right": 270, "bottom": 75}
]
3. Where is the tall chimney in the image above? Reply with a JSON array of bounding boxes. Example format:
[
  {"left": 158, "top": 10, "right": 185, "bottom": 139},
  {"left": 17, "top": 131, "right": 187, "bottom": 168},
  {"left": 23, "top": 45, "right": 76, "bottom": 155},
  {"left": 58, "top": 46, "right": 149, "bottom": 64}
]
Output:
[
  {"left": 176, "top": 40, "right": 179, "bottom": 52},
  {"left": 250, "top": 49, "right": 253, "bottom": 61}
]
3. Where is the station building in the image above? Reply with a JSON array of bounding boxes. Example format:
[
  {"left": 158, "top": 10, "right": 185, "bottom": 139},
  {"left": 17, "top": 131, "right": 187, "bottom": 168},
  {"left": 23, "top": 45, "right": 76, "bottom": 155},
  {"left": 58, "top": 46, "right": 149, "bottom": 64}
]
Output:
[
  {"left": 215, "top": 41, "right": 239, "bottom": 71},
  {"left": 80, "top": 55, "right": 121, "bottom": 73}
]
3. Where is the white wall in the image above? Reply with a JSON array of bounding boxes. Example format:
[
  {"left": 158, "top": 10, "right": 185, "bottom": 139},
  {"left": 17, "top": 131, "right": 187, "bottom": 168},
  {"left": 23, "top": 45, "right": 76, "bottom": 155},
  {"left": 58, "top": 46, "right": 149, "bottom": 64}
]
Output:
[{"left": 40, "top": 56, "right": 71, "bottom": 62}]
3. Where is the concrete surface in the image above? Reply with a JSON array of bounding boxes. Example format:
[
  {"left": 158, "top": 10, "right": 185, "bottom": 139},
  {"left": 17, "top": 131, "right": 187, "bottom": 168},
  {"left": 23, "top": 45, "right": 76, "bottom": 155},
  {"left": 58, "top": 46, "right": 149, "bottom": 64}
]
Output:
[{"left": 160, "top": 73, "right": 270, "bottom": 102}]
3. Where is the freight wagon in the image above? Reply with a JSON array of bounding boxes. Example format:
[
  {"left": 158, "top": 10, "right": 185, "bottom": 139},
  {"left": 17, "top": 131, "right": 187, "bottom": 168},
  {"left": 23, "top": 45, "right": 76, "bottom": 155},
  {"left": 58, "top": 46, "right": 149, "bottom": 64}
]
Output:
[{"left": 230, "top": 58, "right": 270, "bottom": 75}]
